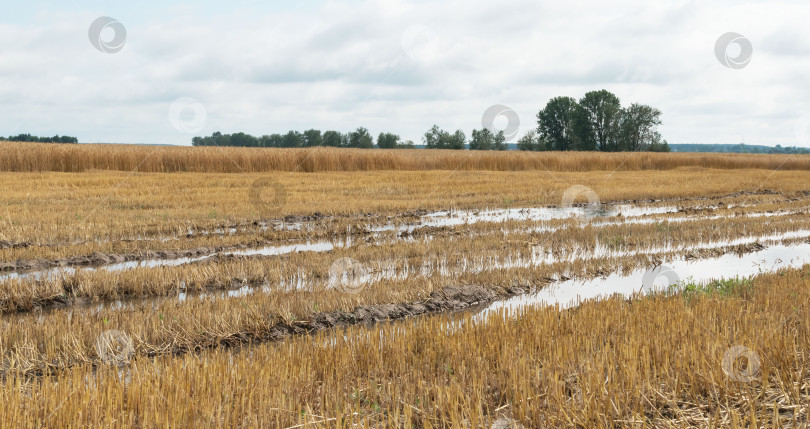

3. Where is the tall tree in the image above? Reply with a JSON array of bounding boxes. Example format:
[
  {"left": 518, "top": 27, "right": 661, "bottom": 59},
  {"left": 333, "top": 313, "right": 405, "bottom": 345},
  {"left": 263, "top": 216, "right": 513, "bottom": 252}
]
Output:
[
  {"left": 303, "top": 129, "right": 323, "bottom": 147},
  {"left": 377, "top": 132, "right": 400, "bottom": 149},
  {"left": 619, "top": 103, "right": 662, "bottom": 151},
  {"left": 282, "top": 130, "right": 305, "bottom": 147},
  {"left": 578, "top": 90, "right": 622, "bottom": 151},
  {"left": 536, "top": 96, "right": 579, "bottom": 151},
  {"left": 423, "top": 125, "right": 446, "bottom": 149},
  {"left": 469, "top": 128, "right": 494, "bottom": 150},
  {"left": 493, "top": 130, "right": 507, "bottom": 151},
  {"left": 447, "top": 129, "right": 467, "bottom": 150},
  {"left": 517, "top": 130, "right": 546, "bottom": 151},
  {"left": 348, "top": 127, "right": 374, "bottom": 148},
  {"left": 322, "top": 130, "right": 344, "bottom": 147}
]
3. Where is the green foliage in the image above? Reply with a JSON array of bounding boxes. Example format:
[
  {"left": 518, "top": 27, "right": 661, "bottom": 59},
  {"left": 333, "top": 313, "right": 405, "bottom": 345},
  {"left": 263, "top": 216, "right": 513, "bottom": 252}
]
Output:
[
  {"left": 376, "top": 132, "right": 400, "bottom": 149},
  {"left": 677, "top": 276, "right": 755, "bottom": 299},
  {"left": 536, "top": 96, "right": 580, "bottom": 151},
  {"left": 188, "top": 90, "right": 672, "bottom": 153},
  {"left": 322, "top": 130, "right": 345, "bottom": 147},
  {"left": 282, "top": 130, "right": 305, "bottom": 148},
  {"left": 535, "top": 89, "right": 668, "bottom": 152},
  {"left": 493, "top": 130, "right": 506, "bottom": 151},
  {"left": 5, "top": 133, "right": 78, "bottom": 143},
  {"left": 303, "top": 129, "right": 322, "bottom": 147},
  {"left": 578, "top": 90, "right": 622, "bottom": 151},
  {"left": 348, "top": 127, "right": 374, "bottom": 149},
  {"left": 469, "top": 128, "right": 494, "bottom": 150},
  {"left": 423, "top": 125, "right": 466, "bottom": 149}
]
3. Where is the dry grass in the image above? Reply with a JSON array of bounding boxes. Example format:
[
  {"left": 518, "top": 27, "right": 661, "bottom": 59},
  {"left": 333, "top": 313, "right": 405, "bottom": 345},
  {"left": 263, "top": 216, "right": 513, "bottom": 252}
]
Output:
[
  {"left": 1, "top": 167, "right": 808, "bottom": 255},
  {"left": 0, "top": 206, "right": 807, "bottom": 377},
  {"left": 1, "top": 198, "right": 807, "bottom": 311},
  {"left": 2, "top": 145, "right": 810, "bottom": 426},
  {"left": 3, "top": 141, "right": 810, "bottom": 173},
  {"left": 0, "top": 265, "right": 806, "bottom": 427}
]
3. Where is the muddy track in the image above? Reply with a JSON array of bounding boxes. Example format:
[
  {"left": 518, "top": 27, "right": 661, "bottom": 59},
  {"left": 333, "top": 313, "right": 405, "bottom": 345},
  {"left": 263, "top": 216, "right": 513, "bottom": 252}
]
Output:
[
  {"left": 0, "top": 239, "right": 780, "bottom": 317},
  {"left": 1, "top": 238, "right": 802, "bottom": 378},
  {"left": 0, "top": 241, "right": 290, "bottom": 274},
  {"left": 3, "top": 192, "right": 800, "bottom": 275},
  {"left": 9, "top": 284, "right": 509, "bottom": 378},
  {"left": 2, "top": 188, "right": 798, "bottom": 253}
]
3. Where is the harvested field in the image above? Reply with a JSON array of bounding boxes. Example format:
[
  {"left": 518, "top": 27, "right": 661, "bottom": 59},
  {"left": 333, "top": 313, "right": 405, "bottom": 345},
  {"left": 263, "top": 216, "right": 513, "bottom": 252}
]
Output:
[{"left": 1, "top": 147, "right": 809, "bottom": 427}]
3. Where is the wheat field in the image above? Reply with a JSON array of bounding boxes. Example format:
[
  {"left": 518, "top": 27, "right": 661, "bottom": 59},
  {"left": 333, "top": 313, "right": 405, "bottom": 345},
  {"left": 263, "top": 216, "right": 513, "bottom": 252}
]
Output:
[
  {"left": 3, "top": 141, "right": 810, "bottom": 173},
  {"left": 1, "top": 143, "right": 809, "bottom": 427}
]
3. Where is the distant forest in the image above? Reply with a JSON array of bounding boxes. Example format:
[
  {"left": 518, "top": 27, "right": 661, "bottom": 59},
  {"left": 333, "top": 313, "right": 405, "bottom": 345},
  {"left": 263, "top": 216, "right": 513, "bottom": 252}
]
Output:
[
  {"left": 4, "top": 133, "right": 78, "bottom": 144},
  {"left": 670, "top": 143, "right": 810, "bottom": 154}
]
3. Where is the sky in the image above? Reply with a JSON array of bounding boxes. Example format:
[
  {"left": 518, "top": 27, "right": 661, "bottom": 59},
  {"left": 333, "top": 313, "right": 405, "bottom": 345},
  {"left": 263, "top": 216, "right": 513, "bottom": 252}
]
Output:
[{"left": 2, "top": 0, "right": 810, "bottom": 146}]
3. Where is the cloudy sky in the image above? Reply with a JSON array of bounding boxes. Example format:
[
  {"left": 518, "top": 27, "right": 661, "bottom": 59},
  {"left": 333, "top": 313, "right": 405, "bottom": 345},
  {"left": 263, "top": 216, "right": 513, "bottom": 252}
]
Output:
[{"left": 2, "top": 0, "right": 809, "bottom": 146}]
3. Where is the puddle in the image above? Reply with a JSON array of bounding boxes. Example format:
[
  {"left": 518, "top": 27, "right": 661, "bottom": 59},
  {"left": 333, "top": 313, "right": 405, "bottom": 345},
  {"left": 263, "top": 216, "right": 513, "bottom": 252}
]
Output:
[
  {"left": 0, "top": 241, "right": 339, "bottom": 282},
  {"left": 369, "top": 204, "right": 679, "bottom": 233},
  {"left": 202, "top": 230, "right": 810, "bottom": 304},
  {"left": 478, "top": 241, "right": 810, "bottom": 318},
  {"left": 3, "top": 202, "right": 794, "bottom": 281}
]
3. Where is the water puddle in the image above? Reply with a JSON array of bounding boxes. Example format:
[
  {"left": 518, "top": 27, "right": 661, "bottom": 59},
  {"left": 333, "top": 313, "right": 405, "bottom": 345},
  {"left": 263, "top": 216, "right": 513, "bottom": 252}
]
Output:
[
  {"left": 4, "top": 202, "right": 794, "bottom": 281},
  {"left": 369, "top": 204, "right": 679, "bottom": 233},
  {"left": 0, "top": 241, "right": 339, "bottom": 282},
  {"left": 478, "top": 241, "right": 810, "bottom": 318}
]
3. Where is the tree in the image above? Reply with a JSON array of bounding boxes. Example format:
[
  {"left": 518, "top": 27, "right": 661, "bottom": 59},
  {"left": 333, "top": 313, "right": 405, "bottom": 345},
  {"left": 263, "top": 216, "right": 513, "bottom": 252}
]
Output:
[
  {"left": 517, "top": 130, "right": 546, "bottom": 151},
  {"left": 322, "top": 130, "right": 344, "bottom": 147},
  {"left": 348, "top": 127, "right": 374, "bottom": 148},
  {"left": 424, "top": 126, "right": 465, "bottom": 149},
  {"left": 5, "top": 133, "right": 78, "bottom": 144},
  {"left": 469, "top": 128, "right": 494, "bottom": 150},
  {"left": 647, "top": 132, "right": 671, "bottom": 152},
  {"left": 618, "top": 103, "right": 662, "bottom": 151},
  {"left": 399, "top": 140, "right": 415, "bottom": 149},
  {"left": 422, "top": 125, "right": 445, "bottom": 149},
  {"left": 281, "top": 130, "right": 304, "bottom": 147},
  {"left": 577, "top": 90, "right": 622, "bottom": 151},
  {"left": 536, "top": 96, "right": 579, "bottom": 151},
  {"left": 377, "top": 132, "right": 400, "bottom": 149},
  {"left": 303, "top": 129, "right": 323, "bottom": 147},
  {"left": 493, "top": 130, "right": 507, "bottom": 151},
  {"left": 447, "top": 129, "right": 467, "bottom": 150},
  {"left": 230, "top": 132, "right": 258, "bottom": 147}
]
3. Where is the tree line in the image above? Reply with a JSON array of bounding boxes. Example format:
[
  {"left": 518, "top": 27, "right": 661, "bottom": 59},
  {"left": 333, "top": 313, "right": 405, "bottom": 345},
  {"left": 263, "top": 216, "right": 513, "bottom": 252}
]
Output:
[
  {"left": 672, "top": 143, "right": 810, "bottom": 155},
  {"left": 191, "top": 89, "right": 669, "bottom": 151},
  {"left": 4, "top": 133, "right": 78, "bottom": 144},
  {"left": 192, "top": 128, "right": 415, "bottom": 149}
]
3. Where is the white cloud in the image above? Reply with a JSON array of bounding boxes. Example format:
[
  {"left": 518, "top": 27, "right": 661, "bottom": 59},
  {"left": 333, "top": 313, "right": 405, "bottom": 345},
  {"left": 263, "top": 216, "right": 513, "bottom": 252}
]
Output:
[{"left": 0, "top": 0, "right": 809, "bottom": 146}]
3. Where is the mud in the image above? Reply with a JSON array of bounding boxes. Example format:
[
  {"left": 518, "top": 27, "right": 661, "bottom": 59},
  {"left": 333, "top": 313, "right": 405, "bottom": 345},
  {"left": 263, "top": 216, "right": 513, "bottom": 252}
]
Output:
[
  {"left": 189, "top": 284, "right": 510, "bottom": 350},
  {"left": 4, "top": 189, "right": 796, "bottom": 252},
  {"left": 0, "top": 243, "right": 272, "bottom": 273}
]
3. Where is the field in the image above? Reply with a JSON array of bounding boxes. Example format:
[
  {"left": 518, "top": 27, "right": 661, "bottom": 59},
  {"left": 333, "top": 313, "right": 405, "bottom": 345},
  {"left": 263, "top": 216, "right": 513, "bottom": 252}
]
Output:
[{"left": 0, "top": 142, "right": 809, "bottom": 427}]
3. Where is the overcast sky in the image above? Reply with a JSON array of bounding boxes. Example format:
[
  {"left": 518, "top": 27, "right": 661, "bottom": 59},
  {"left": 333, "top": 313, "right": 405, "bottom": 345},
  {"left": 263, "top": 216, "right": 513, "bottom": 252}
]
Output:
[{"left": 2, "top": 0, "right": 809, "bottom": 146}]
